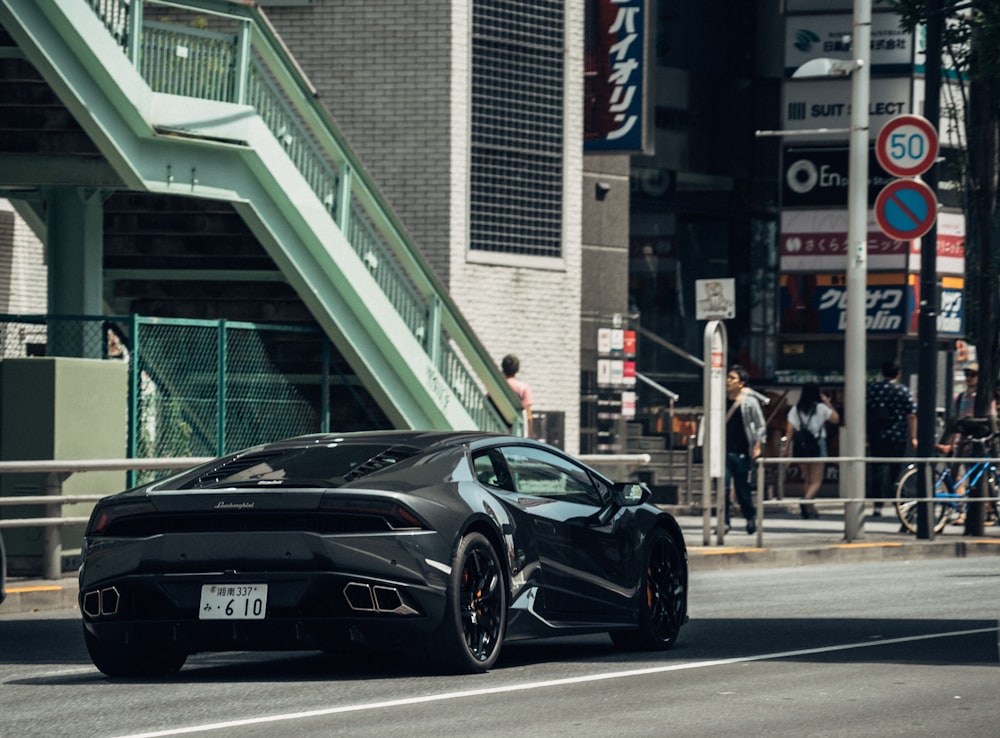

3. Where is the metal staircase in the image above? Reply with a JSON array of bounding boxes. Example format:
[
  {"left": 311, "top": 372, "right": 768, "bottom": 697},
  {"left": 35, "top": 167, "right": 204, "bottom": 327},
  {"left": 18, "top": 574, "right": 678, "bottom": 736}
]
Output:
[{"left": 0, "top": 0, "right": 519, "bottom": 433}]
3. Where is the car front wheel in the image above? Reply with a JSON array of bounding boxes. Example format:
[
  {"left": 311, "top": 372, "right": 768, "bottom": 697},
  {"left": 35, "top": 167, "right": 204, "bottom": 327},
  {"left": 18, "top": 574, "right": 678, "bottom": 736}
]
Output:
[
  {"left": 611, "top": 528, "right": 686, "bottom": 651},
  {"left": 418, "top": 531, "right": 506, "bottom": 674}
]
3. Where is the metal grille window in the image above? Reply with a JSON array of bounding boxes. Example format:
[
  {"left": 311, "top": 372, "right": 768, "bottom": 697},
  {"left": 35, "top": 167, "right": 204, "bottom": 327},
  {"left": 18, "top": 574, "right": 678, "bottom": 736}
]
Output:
[{"left": 471, "top": 0, "right": 565, "bottom": 257}]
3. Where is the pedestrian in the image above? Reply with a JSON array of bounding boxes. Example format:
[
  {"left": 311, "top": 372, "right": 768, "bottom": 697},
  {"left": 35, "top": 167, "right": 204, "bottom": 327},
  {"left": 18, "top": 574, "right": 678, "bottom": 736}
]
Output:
[
  {"left": 865, "top": 360, "right": 917, "bottom": 516},
  {"left": 501, "top": 354, "right": 533, "bottom": 437},
  {"left": 936, "top": 362, "right": 995, "bottom": 457},
  {"left": 936, "top": 361, "right": 996, "bottom": 525},
  {"left": 785, "top": 383, "right": 839, "bottom": 519},
  {"left": 724, "top": 364, "right": 766, "bottom": 534}
]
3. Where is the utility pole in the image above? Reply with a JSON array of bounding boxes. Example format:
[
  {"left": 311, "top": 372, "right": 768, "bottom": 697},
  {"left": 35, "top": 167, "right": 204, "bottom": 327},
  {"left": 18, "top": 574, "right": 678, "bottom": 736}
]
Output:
[
  {"left": 916, "top": 0, "right": 943, "bottom": 539},
  {"left": 842, "top": 0, "right": 871, "bottom": 541}
]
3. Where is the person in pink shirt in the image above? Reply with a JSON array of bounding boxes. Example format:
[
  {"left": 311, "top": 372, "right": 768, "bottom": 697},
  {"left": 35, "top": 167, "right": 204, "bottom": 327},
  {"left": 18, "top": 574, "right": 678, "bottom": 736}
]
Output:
[{"left": 502, "top": 354, "right": 533, "bottom": 436}]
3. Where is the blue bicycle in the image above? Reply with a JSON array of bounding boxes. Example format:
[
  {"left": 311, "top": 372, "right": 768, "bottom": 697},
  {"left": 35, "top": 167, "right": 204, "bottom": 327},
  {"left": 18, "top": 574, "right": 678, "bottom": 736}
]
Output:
[{"left": 894, "top": 420, "right": 1000, "bottom": 534}]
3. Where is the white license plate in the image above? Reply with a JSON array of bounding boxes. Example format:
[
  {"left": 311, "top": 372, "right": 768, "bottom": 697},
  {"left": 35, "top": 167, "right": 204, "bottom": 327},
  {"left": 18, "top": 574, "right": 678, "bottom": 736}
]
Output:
[{"left": 199, "top": 584, "right": 268, "bottom": 620}]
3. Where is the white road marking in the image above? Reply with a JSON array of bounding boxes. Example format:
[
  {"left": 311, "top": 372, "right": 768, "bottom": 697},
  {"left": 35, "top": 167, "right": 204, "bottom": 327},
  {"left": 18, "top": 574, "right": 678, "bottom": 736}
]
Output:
[{"left": 113, "top": 626, "right": 997, "bottom": 738}]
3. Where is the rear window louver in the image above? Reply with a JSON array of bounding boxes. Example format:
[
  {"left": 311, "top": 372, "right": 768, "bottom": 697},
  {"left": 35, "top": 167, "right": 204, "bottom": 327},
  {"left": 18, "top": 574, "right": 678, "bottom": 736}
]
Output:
[{"left": 341, "top": 446, "right": 416, "bottom": 482}]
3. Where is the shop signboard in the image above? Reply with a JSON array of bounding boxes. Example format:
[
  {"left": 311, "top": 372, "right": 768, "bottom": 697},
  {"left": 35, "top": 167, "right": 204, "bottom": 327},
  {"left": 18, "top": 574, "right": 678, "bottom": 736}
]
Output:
[
  {"left": 584, "top": 0, "right": 650, "bottom": 153},
  {"left": 779, "top": 272, "right": 964, "bottom": 336},
  {"left": 780, "top": 209, "right": 964, "bottom": 274},
  {"left": 782, "top": 77, "right": 913, "bottom": 143},
  {"left": 785, "top": 12, "right": 916, "bottom": 77},
  {"left": 783, "top": 147, "right": 894, "bottom": 208}
]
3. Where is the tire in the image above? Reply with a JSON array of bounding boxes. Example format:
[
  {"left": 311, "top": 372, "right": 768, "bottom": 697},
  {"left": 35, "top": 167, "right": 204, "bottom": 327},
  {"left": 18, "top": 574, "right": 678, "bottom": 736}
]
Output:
[
  {"left": 417, "top": 532, "right": 506, "bottom": 674},
  {"left": 611, "top": 528, "right": 687, "bottom": 651},
  {"left": 894, "top": 464, "right": 949, "bottom": 534},
  {"left": 83, "top": 626, "right": 187, "bottom": 678}
]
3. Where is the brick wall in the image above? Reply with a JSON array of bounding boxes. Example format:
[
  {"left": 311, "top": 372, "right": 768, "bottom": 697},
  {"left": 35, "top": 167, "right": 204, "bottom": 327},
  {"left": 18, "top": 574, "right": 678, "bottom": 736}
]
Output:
[
  {"left": 0, "top": 200, "right": 47, "bottom": 314},
  {"left": 264, "top": 1, "right": 585, "bottom": 451}
]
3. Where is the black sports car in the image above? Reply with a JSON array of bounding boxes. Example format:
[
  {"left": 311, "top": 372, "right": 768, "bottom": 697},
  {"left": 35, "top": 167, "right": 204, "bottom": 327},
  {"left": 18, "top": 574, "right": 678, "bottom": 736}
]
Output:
[{"left": 79, "top": 431, "right": 688, "bottom": 676}]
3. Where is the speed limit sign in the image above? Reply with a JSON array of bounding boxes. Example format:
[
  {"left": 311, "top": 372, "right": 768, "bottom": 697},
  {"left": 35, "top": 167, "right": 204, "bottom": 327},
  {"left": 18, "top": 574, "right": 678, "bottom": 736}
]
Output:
[{"left": 875, "top": 115, "right": 939, "bottom": 178}]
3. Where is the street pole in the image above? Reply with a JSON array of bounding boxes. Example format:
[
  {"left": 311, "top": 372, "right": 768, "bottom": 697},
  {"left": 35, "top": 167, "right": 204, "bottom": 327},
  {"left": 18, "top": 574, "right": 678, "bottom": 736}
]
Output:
[
  {"left": 843, "top": 0, "right": 871, "bottom": 541},
  {"left": 916, "top": 0, "right": 943, "bottom": 539}
]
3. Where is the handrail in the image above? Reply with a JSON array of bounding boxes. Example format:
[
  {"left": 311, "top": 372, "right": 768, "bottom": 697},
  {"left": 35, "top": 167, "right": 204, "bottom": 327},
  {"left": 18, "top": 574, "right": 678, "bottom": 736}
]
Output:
[
  {"left": 633, "top": 325, "right": 704, "bottom": 369},
  {"left": 0, "top": 457, "right": 209, "bottom": 579},
  {"left": 635, "top": 372, "right": 679, "bottom": 402},
  {"left": 0, "top": 455, "right": 653, "bottom": 581},
  {"left": 698, "top": 454, "right": 1000, "bottom": 548}
]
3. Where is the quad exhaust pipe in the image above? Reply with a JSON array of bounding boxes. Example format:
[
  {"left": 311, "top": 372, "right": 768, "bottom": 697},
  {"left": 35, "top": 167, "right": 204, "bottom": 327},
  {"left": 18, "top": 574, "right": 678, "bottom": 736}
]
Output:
[
  {"left": 343, "top": 582, "right": 417, "bottom": 615},
  {"left": 82, "top": 587, "right": 120, "bottom": 617},
  {"left": 85, "top": 582, "right": 416, "bottom": 618}
]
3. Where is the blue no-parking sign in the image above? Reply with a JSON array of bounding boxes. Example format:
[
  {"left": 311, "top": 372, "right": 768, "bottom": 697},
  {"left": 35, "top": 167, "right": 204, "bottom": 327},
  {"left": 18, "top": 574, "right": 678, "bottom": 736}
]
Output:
[{"left": 874, "top": 178, "right": 938, "bottom": 241}]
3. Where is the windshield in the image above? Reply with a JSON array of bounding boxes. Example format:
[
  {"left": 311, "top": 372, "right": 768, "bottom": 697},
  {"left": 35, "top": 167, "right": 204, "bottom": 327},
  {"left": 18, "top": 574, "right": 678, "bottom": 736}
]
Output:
[{"left": 169, "top": 443, "right": 420, "bottom": 489}]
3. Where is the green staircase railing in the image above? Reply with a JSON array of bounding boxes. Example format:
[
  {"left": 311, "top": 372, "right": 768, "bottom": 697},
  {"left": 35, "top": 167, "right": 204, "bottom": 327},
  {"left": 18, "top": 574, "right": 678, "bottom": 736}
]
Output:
[{"left": 1, "top": 0, "right": 520, "bottom": 433}]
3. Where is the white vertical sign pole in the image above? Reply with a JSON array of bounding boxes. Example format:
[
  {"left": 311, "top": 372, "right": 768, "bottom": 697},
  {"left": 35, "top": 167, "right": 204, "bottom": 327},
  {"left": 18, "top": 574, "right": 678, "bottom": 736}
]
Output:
[{"left": 702, "top": 320, "right": 728, "bottom": 545}]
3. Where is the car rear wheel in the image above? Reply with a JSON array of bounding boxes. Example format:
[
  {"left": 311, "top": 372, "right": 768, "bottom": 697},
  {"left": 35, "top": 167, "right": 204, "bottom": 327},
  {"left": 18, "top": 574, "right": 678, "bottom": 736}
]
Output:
[
  {"left": 611, "top": 528, "right": 686, "bottom": 651},
  {"left": 83, "top": 626, "right": 187, "bottom": 678},
  {"left": 418, "top": 532, "right": 506, "bottom": 674}
]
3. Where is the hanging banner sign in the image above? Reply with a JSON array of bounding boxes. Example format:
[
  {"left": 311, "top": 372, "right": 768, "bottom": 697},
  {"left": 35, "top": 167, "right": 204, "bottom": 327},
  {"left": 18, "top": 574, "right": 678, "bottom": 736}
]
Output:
[{"left": 584, "top": 0, "right": 649, "bottom": 153}]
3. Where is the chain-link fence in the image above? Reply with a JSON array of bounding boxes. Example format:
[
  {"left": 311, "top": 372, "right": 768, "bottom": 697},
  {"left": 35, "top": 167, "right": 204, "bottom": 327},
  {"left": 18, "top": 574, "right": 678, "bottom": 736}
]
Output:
[
  {"left": 0, "top": 315, "right": 351, "bottom": 484},
  {"left": 130, "top": 317, "right": 327, "bottom": 460}
]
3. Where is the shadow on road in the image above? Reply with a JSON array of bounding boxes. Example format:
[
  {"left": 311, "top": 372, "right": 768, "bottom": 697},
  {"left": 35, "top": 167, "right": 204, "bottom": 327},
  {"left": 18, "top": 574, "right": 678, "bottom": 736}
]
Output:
[{"left": 2, "top": 612, "right": 995, "bottom": 685}]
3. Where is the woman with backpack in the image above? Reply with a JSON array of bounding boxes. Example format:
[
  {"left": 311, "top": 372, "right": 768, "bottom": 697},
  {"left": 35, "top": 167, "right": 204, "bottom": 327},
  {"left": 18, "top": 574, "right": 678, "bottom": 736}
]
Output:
[{"left": 786, "top": 383, "right": 839, "bottom": 519}]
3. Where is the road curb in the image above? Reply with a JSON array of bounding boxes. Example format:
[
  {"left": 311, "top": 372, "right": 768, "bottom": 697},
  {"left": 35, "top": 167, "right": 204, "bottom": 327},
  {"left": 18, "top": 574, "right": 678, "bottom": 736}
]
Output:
[
  {"left": 688, "top": 538, "right": 1000, "bottom": 571},
  {"left": 1, "top": 580, "right": 79, "bottom": 615}
]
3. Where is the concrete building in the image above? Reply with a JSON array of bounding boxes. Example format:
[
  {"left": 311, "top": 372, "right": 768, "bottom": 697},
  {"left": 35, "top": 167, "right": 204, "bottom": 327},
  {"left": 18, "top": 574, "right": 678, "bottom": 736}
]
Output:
[{"left": 260, "top": 0, "right": 591, "bottom": 454}]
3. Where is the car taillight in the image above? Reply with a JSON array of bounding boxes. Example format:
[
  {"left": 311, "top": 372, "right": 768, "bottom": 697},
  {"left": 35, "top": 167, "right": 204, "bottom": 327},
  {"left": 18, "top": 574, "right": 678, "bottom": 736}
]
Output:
[
  {"left": 88, "top": 500, "right": 158, "bottom": 536},
  {"left": 318, "top": 496, "right": 425, "bottom": 531}
]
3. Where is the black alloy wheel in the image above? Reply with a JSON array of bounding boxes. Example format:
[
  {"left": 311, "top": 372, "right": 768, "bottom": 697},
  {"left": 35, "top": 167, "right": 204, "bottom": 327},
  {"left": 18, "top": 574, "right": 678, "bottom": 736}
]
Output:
[
  {"left": 418, "top": 531, "right": 507, "bottom": 673},
  {"left": 612, "top": 528, "right": 686, "bottom": 651}
]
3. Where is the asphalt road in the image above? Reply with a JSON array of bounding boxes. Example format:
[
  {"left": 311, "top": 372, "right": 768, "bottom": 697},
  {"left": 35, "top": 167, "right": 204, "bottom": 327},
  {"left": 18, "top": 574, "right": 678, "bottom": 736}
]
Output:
[{"left": 2, "top": 558, "right": 997, "bottom": 738}]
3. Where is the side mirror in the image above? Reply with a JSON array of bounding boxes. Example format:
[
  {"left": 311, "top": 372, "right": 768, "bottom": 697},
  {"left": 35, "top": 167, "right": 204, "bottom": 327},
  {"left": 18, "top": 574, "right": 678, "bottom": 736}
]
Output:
[{"left": 613, "top": 482, "right": 650, "bottom": 507}]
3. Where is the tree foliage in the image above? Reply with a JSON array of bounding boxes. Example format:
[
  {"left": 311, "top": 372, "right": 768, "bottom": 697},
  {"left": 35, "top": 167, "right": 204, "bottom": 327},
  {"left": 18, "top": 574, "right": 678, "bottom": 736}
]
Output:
[{"left": 883, "top": 0, "right": 1000, "bottom": 417}]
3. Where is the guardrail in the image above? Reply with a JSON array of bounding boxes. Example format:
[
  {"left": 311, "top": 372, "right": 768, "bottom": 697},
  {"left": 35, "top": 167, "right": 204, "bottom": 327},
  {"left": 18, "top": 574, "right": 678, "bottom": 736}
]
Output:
[
  {"left": 0, "top": 454, "right": 655, "bottom": 581},
  {"left": 694, "top": 454, "right": 1000, "bottom": 549},
  {"left": 0, "top": 458, "right": 212, "bottom": 579}
]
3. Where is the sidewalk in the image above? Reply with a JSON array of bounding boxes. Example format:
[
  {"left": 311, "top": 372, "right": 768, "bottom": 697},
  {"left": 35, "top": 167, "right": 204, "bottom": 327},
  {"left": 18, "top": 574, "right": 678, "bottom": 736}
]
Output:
[
  {"left": 678, "top": 506, "right": 1000, "bottom": 571},
  {"left": 2, "top": 507, "right": 999, "bottom": 616}
]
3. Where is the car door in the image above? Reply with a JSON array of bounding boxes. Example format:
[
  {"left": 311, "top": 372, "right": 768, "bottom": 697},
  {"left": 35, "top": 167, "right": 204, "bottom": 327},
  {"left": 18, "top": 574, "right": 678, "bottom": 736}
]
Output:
[{"left": 495, "top": 445, "right": 639, "bottom": 625}]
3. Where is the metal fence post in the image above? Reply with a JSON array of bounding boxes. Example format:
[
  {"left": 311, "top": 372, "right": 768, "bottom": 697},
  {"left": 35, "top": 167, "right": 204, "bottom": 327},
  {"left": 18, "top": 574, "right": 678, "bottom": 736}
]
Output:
[
  {"left": 217, "top": 319, "right": 227, "bottom": 456},
  {"left": 923, "top": 457, "right": 936, "bottom": 541},
  {"left": 43, "top": 471, "right": 70, "bottom": 580}
]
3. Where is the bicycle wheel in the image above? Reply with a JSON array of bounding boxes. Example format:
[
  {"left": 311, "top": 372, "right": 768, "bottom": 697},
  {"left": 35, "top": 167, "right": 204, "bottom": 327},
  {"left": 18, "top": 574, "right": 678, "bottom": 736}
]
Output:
[{"left": 894, "top": 464, "right": 950, "bottom": 534}]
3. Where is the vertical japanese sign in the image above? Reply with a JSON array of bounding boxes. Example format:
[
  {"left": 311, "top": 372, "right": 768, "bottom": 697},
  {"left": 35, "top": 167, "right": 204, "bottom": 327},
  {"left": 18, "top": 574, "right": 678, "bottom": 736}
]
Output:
[
  {"left": 584, "top": 0, "right": 649, "bottom": 153},
  {"left": 595, "top": 322, "right": 637, "bottom": 449}
]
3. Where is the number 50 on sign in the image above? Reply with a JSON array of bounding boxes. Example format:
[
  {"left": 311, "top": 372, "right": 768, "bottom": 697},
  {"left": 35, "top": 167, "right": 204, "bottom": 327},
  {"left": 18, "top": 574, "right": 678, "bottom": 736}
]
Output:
[{"left": 875, "top": 114, "right": 939, "bottom": 178}]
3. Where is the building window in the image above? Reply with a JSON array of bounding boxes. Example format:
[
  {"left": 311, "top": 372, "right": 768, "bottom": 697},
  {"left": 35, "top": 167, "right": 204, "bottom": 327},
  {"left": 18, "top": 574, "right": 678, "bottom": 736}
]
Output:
[{"left": 471, "top": 0, "right": 564, "bottom": 257}]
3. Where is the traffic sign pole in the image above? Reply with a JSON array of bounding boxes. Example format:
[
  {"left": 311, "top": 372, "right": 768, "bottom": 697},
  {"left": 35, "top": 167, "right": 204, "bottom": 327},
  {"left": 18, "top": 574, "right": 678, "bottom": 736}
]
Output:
[
  {"left": 917, "top": 3, "right": 944, "bottom": 540},
  {"left": 873, "top": 109, "right": 941, "bottom": 540}
]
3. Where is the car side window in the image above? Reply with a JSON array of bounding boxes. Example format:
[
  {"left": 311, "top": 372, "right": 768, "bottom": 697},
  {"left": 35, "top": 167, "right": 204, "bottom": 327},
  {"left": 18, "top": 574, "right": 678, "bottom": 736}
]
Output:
[
  {"left": 499, "top": 446, "right": 602, "bottom": 506},
  {"left": 473, "top": 453, "right": 499, "bottom": 487}
]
